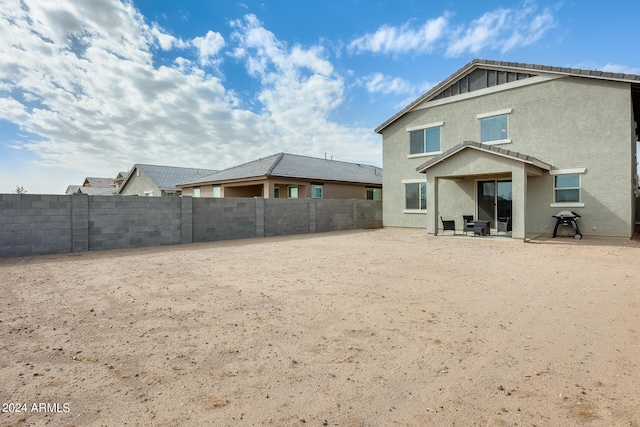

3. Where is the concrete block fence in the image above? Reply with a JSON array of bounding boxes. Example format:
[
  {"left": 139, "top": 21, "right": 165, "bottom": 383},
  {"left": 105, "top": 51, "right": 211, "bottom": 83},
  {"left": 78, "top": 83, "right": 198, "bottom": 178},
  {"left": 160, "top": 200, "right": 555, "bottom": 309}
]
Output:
[{"left": 0, "top": 194, "right": 382, "bottom": 258}]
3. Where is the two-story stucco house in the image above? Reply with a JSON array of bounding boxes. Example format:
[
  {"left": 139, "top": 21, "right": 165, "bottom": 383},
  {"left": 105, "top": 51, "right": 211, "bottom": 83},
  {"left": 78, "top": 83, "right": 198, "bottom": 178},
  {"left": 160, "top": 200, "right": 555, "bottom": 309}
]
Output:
[{"left": 376, "top": 59, "right": 639, "bottom": 239}]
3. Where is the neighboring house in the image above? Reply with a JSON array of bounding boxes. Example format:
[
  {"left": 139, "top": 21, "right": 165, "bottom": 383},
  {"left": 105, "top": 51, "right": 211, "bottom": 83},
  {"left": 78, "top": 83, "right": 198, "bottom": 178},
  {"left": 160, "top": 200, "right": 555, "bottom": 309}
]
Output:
[
  {"left": 65, "top": 176, "right": 116, "bottom": 195},
  {"left": 178, "top": 152, "right": 383, "bottom": 200},
  {"left": 376, "top": 59, "right": 640, "bottom": 239},
  {"left": 113, "top": 171, "right": 129, "bottom": 191},
  {"left": 65, "top": 185, "right": 81, "bottom": 195},
  {"left": 118, "top": 164, "right": 218, "bottom": 197}
]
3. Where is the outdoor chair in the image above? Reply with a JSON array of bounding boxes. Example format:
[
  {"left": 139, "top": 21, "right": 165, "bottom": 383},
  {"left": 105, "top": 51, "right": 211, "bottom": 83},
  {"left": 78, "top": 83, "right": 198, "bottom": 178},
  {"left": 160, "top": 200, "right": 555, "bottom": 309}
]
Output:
[
  {"left": 463, "top": 215, "right": 474, "bottom": 235},
  {"left": 497, "top": 217, "right": 512, "bottom": 235},
  {"left": 440, "top": 216, "right": 456, "bottom": 235}
]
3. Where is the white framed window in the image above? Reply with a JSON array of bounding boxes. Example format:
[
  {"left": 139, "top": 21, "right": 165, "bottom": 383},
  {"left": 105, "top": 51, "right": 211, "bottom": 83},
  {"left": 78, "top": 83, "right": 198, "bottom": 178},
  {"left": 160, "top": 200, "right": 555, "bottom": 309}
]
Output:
[
  {"left": 407, "top": 122, "right": 443, "bottom": 157},
  {"left": 550, "top": 168, "right": 586, "bottom": 208},
  {"left": 477, "top": 109, "right": 512, "bottom": 144},
  {"left": 403, "top": 179, "right": 426, "bottom": 213},
  {"left": 193, "top": 187, "right": 201, "bottom": 198},
  {"left": 213, "top": 186, "right": 221, "bottom": 198},
  {"left": 311, "top": 184, "right": 323, "bottom": 199},
  {"left": 288, "top": 186, "right": 298, "bottom": 198}
]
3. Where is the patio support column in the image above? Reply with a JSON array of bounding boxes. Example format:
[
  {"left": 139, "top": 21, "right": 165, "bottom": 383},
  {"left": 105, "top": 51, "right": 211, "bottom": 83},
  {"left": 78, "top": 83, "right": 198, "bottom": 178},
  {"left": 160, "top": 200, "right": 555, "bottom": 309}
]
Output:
[
  {"left": 511, "top": 167, "right": 527, "bottom": 239},
  {"left": 426, "top": 174, "right": 438, "bottom": 235}
]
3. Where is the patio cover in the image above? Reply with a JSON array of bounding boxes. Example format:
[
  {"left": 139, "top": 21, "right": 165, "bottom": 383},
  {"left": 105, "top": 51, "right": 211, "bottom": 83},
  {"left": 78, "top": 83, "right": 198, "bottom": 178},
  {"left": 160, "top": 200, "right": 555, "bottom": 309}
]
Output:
[{"left": 416, "top": 141, "right": 552, "bottom": 239}]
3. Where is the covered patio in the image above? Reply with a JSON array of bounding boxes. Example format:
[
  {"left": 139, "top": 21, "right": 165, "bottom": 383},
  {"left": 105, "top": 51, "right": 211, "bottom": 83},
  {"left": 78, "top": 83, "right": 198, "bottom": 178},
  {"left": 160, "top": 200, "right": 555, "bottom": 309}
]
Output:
[{"left": 417, "top": 141, "right": 552, "bottom": 239}]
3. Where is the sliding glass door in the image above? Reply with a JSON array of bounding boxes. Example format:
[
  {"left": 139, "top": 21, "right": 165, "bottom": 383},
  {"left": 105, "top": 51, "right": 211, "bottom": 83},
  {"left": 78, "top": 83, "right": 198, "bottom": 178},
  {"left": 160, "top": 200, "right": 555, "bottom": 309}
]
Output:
[{"left": 477, "top": 180, "right": 512, "bottom": 228}]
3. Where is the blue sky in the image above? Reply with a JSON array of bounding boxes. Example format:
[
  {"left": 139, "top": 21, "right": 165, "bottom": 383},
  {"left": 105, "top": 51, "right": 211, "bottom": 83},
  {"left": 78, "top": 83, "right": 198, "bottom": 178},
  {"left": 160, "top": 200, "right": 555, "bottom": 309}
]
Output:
[{"left": 1, "top": 0, "right": 639, "bottom": 194}]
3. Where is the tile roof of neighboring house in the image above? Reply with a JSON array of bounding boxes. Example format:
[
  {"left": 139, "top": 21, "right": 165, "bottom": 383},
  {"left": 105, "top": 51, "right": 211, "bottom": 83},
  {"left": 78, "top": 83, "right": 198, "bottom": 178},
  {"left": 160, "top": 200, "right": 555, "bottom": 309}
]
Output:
[
  {"left": 83, "top": 177, "right": 115, "bottom": 188},
  {"left": 65, "top": 185, "right": 81, "bottom": 195},
  {"left": 114, "top": 171, "right": 129, "bottom": 182},
  {"left": 178, "top": 153, "right": 383, "bottom": 186},
  {"left": 415, "top": 141, "right": 552, "bottom": 173},
  {"left": 76, "top": 186, "right": 118, "bottom": 195},
  {"left": 119, "top": 164, "right": 218, "bottom": 193},
  {"left": 375, "top": 58, "right": 640, "bottom": 133}
]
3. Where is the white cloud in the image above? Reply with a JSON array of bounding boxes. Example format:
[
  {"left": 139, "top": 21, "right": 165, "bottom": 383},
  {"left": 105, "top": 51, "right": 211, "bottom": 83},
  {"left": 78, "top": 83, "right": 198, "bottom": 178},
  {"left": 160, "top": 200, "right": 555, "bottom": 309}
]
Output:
[
  {"left": 600, "top": 64, "right": 640, "bottom": 75},
  {"left": 361, "top": 73, "right": 432, "bottom": 97},
  {"left": 348, "top": 2, "right": 555, "bottom": 58},
  {"left": 192, "top": 30, "right": 225, "bottom": 66},
  {"left": 446, "top": 3, "right": 555, "bottom": 57},
  {"left": 0, "top": 2, "right": 381, "bottom": 193},
  {"left": 230, "top": 14, "right": 379, "bottom": 162},
  {"left": 349, "top": 16, "right": 448, "bottom": 55}
]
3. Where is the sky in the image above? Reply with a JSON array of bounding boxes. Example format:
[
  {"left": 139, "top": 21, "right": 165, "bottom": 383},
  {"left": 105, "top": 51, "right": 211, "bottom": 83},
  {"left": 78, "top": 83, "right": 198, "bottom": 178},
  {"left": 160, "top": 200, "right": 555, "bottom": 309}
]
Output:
[{"left": 1, "top": 0, "right": 639, "bottom": 194}]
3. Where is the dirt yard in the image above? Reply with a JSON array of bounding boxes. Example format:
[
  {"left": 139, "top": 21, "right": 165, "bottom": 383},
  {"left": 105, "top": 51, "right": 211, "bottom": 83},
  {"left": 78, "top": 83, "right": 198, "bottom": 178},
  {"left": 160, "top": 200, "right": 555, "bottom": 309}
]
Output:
[{"left": 1, "top": 228, "right": 639, "bottom": 427}]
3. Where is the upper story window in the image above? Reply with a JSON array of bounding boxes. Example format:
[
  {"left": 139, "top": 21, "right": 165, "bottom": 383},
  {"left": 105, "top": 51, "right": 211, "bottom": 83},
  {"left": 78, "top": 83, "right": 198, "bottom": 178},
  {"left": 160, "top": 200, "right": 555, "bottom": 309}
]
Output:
[
  {"left": 407, "top": 122, "right": 443, "bottom": 157},
  {"left": 477, "top": 109, "right": 512, "bottom": 144}
]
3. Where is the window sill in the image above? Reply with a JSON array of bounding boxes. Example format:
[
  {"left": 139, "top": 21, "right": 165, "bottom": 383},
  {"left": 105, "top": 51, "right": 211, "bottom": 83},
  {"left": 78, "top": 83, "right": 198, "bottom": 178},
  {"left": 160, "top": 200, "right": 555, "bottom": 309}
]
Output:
[
  {"left": 404, "top": 209, "right": 427, "bottom": 214},
  {"left": 550, "top": 202, "right": 584, "bottom": 208},
  {"left": 481, "top": 139, "right": 512, "bottom": 146},
  {"left": 408, "top": 151, "right": 443, "bottom": 159}
]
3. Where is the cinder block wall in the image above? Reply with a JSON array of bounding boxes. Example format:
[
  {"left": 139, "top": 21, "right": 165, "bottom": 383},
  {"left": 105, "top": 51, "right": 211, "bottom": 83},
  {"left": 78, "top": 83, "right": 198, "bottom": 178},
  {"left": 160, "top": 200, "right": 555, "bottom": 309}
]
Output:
[
  {"left": 264, "top": 199, "right": 311, "bottom": 237},
  {"left": 193, "top": 198, "right": 257, "bottom": 242},
  {"left": 0, "top": 195, "right": 382, "bottom": 258},
  {"left": 0, "top": 194, "right": 73, "bottom": 257},
  {"left": 88, "top": 196, "right": 183, "bottom": 250}
]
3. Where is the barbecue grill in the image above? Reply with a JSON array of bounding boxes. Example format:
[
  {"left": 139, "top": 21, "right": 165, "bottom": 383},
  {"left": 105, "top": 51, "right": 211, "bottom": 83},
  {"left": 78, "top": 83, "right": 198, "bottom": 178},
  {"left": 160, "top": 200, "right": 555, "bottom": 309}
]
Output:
[{"left": 552, "top": 210, "right": 582, "bottom": 239}]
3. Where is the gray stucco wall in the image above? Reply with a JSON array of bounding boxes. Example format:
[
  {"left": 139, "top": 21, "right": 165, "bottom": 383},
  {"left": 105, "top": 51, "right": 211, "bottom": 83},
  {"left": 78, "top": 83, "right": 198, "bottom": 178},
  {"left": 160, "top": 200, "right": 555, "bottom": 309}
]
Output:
[
  {"left": 0, "top": 194, "right": 382, "bottom": 258},
  {"left": 382, "top": 75, "right": 635, "bottom": 238}
]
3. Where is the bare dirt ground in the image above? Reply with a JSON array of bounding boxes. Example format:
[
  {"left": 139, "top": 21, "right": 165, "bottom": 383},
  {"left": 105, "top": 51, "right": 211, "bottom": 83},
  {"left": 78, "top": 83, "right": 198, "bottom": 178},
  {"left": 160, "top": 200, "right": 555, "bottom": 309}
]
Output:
[{"left": 1, "top": 228, "right": 640, "bottom": 427}]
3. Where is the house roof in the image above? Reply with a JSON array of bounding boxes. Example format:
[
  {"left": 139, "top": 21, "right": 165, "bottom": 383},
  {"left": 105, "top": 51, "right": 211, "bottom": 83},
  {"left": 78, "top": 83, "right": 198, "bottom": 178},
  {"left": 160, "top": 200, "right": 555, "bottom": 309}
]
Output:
[
  {"left": 114, "top": 171, "right": 129, "bottom": 182},
  {"left": 65, "top": 185, "right": 81, "bottom": 194},
  {"left": 416, "top": 141, "right": 552, "bottom": 173},
  {"left": 119, "top": 164, "right": 218, "bottom": 193},
  {"left": 179, "top": 153, "right": 383, "bottom": 186},
  {"left": 83, "top": 177, "right": 114, "bottom": 188},
  {"left": 375, "top": 58, "right": 640, "bottom": 134},
  {"left": 76, "top": 186, "right": 118, "bottom": 195}
]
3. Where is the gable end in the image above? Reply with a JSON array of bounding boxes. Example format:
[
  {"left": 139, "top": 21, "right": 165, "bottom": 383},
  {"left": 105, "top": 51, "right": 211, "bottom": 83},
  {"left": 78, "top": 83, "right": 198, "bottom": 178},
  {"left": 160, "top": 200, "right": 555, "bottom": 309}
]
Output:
[{"left": 432, "top": 68, "right": 537, "bottom": 101}]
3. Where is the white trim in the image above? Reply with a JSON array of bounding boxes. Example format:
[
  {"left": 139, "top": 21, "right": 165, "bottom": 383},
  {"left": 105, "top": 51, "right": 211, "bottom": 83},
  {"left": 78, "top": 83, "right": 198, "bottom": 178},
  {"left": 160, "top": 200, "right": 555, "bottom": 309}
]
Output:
[
  {"left": 406, "top": 121, "right": 444, "bottom": 132},
  {"left": 403, "top": 209, "right": 427, "bottom": 214},
  {"left": 476, "top": 108, "right": 513, "bottom": 119},
  {"left": 411, "top": 75, "right": 561, "bottom": 112},
  {"left": 549, "top": 168, "right": 587, "bottom": 175},
  {"left": 550, "top": 202, "right": 585, "bottom": 208},
  {"left": 408, "top": 151, "right": 443, "bottom": 159},
  {"left": 480, "top": 139, "right": 512, "bottom": 146},
  {"left": 402, "top": 178, "right": 427, "bottom": 184}
]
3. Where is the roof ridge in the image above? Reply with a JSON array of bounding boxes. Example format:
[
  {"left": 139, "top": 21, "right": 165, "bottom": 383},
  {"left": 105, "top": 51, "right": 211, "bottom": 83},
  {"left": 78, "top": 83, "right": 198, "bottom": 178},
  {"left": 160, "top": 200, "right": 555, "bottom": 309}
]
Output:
[{"left": 266, "top": 152, "right": 285, "bottom": 176}]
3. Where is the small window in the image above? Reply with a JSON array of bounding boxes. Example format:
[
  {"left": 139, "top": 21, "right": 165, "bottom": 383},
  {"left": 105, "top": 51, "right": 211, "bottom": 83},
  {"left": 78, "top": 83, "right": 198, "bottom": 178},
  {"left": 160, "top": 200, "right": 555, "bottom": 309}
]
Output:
[
  {"left": 288, "top": 186, "right": 298, "bottom": 198},
  {"left": 311, "top": 185, "right": 323, "bottom": 199},
  {"left": 193, "top": 187, "right": 201, "bottom": 198},
  {"left": 410, "top": 125, "right": 441, "bottom": 155},
  {"left": 213, "top": 186, "right": 221, "bottom": 198},
  {"left": 481, "top": 114, "right": 508, "bottom": 142},
  {"left": 144, "top": 191, "right": 153, "bottom": 197},
  {"left": 274, "top": 187, "right": 280, "bottom": 198},
  {"left": 405, "top": 182, "right": 426, "bottom": 210},
  {"left": 554, "top": 174, "right": 580, "bottom": 202},
  {"left": 166, "top": 192, "right": 174, "bottom": 197},
  {"left": 366, "top": 188, "right": 382, "bottom": 200}
]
